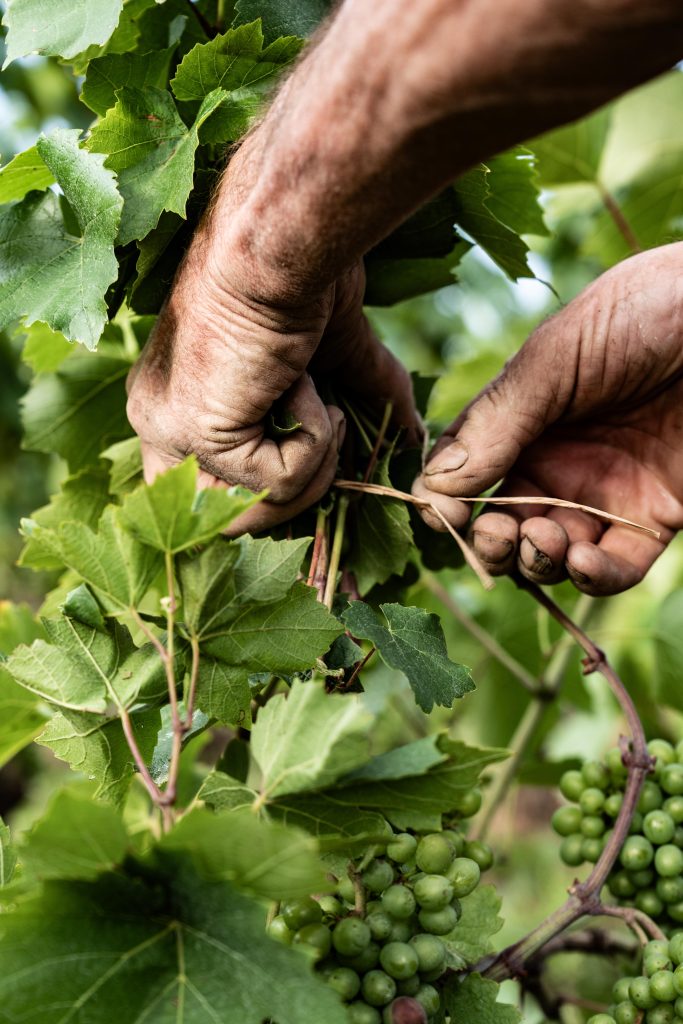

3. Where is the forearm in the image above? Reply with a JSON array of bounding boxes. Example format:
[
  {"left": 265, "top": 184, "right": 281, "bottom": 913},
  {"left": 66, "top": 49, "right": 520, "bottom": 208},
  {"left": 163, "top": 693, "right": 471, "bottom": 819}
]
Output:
[{"left": 208, "top": 0, "right": 683, "bottom": 299}]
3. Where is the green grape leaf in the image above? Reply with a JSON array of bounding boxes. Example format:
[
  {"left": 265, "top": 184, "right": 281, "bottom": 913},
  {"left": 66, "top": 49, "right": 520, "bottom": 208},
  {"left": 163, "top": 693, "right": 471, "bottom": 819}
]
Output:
[
  {"left": 343, "top": 601, "right": 475, "bottom": 712},
  {"left": 197, "top": 771, "right": 258, "bottom": 812},
  {"left": 6, "top": 614, "right": 167, "bottom": 712},
  {"left": 150, "top": 704, "right": 211, "bottom": 785},
  {"left": 118, "top": 458, "right": 262, "bottom": 554},
  {"left": 532, "top": 106, "right": 612, "bottom": 186},
  {"left": 20, "top": 350, "right": 133, "bottom": 471},
  {"left": 340, "top": 736, "right": 447, "bottom": 783},
  {"left": 20, "top": 788, "right": 128, "bottom": 881},
  {"left": 444, "top": 974, "right": 521, "bottom": 1024},
  {"left": 26, "top": 506, "right": 162, "bottom": 612},
  {"left": 19, "top": 321, "right": 74, "bottom": 375},
  {"left": 346, "top": 451, "right": 414, "bottom": 595},
  {"left": 0, "top": 600, "right": 45, "bottom": 653},
  {"left": 0, "top": 667, "right": 47, "bottom": 770},
  {"left": 251, "top": 680, "right": 372, "bottom": 801},
  {"left": 653, "top": 590, "right": 683, "bottom": 714},
  {"left": 0, "top": 816, "right": 16, "bottom": 886},
  {"left": 82, "top": 45, "right": 177, "bottom": 115},
  {"left": 453, "top": 166, "right": 533, "bottom": 280},
  {"left": 89, "top": 86, "right": 228, "bottom": 244},
  {"left": 61, "top": 584, "right": 108, "bottom": 632},
  {"left": 19, "top": 465, "right": 111, "bottom": 571},
  {"left": 364, "top": 240, "right": 470, "bottom": 306},
  {"left": 443, "top": 885, "right": 504, "bottom": 968},
  {"left": 484, "top": 147, "right": 548, "bottom": 236},
  {"left": 194, "top": 657, "right": 251, "bottom": 727},
  {"left": 160, "top": 806, "right": 332, "bottom": 900},
  {"left": 0, "top": 145, "right": 54, "bottom": 203},
  {"left": 202, "top": 582, "right": 343, "bottom": 673},
  {"left": 37, "top": 705, "right": 161, "bottom": 807},
  {"left": 2, "top": 0, "right": 124, "bottom": 64},
  {"left": 171, "top": 20, "right": 301, "bottom": 102},
  {"left": 178, "top": 534, "right": 311, "bottom": 636},
  {"left": 0, "top": 129, "right": 123, "bottom": 347},
  {"left": 100, "top": 436, "right": 143, "bottom": 494},
  {"left": 233, "top": 0, "right": 332, "bottom": 42},
  {"left": 0, "top": 856, "right": 347, "bottom": 1024}
]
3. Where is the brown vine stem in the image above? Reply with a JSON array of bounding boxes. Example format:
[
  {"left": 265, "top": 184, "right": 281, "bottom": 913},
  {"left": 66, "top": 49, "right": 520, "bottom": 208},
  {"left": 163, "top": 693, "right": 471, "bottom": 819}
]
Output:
[
  {"left": 183, "top": 0, "right": 215, "bottom": 37},
  {"left": 593, "top": 903, "right": 667, "bottom": 944},
  {"left": 162, "top": 551, "right": 183, "bottom": 810},
  {"left": 476, "top": 581, "right": 653, "bottom": 982},
  {"left": 363, "top": 401, "right": 393, "bottom": 484},
  {"left": 307, "top": 507, "right": 327, "bottom": 588},
  {"left": 597, "top": 183, "right": 642, "bottom": 254}
]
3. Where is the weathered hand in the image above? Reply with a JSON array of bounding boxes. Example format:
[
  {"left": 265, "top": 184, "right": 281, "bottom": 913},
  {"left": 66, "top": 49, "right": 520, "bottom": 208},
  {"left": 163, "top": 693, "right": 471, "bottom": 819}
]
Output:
[
  {"left": 414, "top": 244, "right": 683, "bottom": 594},
  {"left": 126, "top": 223, "right": 418, "bottom": 536}
]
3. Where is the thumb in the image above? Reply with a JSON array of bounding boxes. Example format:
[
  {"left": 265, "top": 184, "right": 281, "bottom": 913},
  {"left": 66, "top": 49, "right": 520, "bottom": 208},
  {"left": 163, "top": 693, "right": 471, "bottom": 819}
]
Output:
[{"left": 422, "top": 329, "right": 575, "bottom": 498}]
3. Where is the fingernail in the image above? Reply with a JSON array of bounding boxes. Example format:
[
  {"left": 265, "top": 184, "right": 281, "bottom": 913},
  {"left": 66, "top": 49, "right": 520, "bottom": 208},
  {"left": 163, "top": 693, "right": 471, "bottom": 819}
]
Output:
[
  {"left": 520, "top": 536, "right": 553, "bottom": 575},
  {"left": 425, "top": 441, "right": 468, "bottom": 476}
]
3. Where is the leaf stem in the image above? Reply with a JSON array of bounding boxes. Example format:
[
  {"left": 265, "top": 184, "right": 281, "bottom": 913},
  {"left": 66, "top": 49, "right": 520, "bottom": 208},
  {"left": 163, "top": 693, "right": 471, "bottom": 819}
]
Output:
[
  {"left": 119, "top": 705, "right": 165, "bottom": 806},
  {"left": 323, "top": 495, "right": 349, "bottom": 610},
  {"left": 363, "top": 401, "right": 393, "bottom": 484},
  {"left": 597, "top": 182, "right": 642, "bottom": 254},
  {"left": 593, "top": 903, "right": 666, "bottom": 945},
  {"left": 162, "top": 551, "right": 183, "bottom": 811},
  {"left": 344, "top": 646, "right": 376, "bottom": 690},
  {"left": 307, "top": 507, "right": 327, "bottom": 588},
  {"left": 183, "top": 0, "right": 215, "bottom": 37}
]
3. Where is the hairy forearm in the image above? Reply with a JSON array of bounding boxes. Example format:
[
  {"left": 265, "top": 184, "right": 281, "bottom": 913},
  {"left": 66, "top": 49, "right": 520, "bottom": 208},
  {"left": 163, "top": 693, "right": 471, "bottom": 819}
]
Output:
[{"left": 208, "top": 0, "right": 683, "bottom": 299}]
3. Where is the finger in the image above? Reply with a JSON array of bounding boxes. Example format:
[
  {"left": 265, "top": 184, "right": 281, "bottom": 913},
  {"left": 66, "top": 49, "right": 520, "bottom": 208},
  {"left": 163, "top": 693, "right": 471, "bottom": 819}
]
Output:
[
  {"left": 566, "top": 526, "right": 668, "bottom": 596},
  {"left": 411, "top": 475, "right": 471, "bottom": 532},
  {"left": 467, "top": 512, "right": 519, "bottom": 576},
  {"left": 518, "top": 516, "right": 569, "bottom": 585},
  {"left": 223, "top": 407, "right": 346, "bottom": 536},
  {"left": 546, "top": 506, "right": 604, "bottom": 546},
  {"left": 207, "top": 374, "right": 338, "bottom": 503}
]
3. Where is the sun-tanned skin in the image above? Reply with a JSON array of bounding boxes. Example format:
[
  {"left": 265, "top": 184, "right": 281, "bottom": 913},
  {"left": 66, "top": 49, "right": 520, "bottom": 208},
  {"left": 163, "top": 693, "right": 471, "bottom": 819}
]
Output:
[{"left": 126, "top": 0, "right": 683, "bottom": 581}]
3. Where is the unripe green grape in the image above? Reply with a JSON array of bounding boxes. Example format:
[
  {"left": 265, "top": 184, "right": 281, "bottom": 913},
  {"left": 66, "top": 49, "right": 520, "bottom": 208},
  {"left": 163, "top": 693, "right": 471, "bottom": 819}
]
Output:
[
  {"left": 609, "top": 871, "right": 637, "bottom": 899},
  {"left": 267, "top": 915, "right": 293, "bottom": 944},
  {"left": 396, "top": 975, "right": 421, "bottom": 996},
  {"left": 669, "top": 933, "right": 683, "bottom": 964},
  {"left": 662, "top": 765, "right": 683, "bottom": 797},
  {"left": 382, "top": 885, "right": 417, "bottom": 920},
  {"left": 658, "top": 876, "right": 683, "bottom": 903},
  {"left": 415, "top": 835, "right": 453, "bottom": 874},
  {"left": 448, "top": 857, "right": 481, "bottom": 897},
  {"left": 606, "top": 747, "right": 628, "bottom": 780},
  {"left": 368, "top": 912, "right": 394, "bottom": 942},
  {"left": 649, "top": 969, "right": 677, "bottom": 1002},
  {"left": 552, "top": 805, "right": 584, "bottom": 836},
  {"left": 587, "top": 1016, "right": 616, "bottom": 1024},
  {"left": 362, "top": 970, "right": 397, "bottom": 1007},
  {"left": 645, "top": 940, "right": 670, "bottom": 960},
  {"left": 676, "top": 739, "right": 683, "bottom": 762},
  {"left": 281, "top": 897, "right": 323, "bottom": 931},
  {"left": 294, "top": 923, "right": 332, "bottom": 960},
  {"left": 646, "top": 1006, "right": 675, "bottom": 1024},
  {"left": 338, "top": 876, "right": 357, "bottom": 904},
  {"left": 674, "top": 964, "right": 683, "bottom": 996},
  {"left": 318, "top": 895, "right": 343, "bottom": 917},
  {"left": 669, "top": 900, "right": 683, "bottom": 923},
  {"left": 613, "top": 977, "right": 635, "bottom": 1003},
  {"left": 348, "top": 1003, "right": 382, "bottom": 1024},
  {"left": 443, "top": 830, "right": 465, "bottom": 856},
  {"left": 629, "top": 868, "right": 655, "bottom": 889},
  {"left": 614, "top": 1001, "right": 640, "bottom": 1024},
  {"left": 560, "top": 770, "right": 585, "bottom": 801},
  {"left": 560, "top": 834, "right": 585, "bottom": 866},
  {"left": 621, "top": 836, "right": 655, "bottom": 871},
  {"left": 387, "top": 834, "right": 418, "bottom": 864},
  {"left": 580, "top": 787, "right": 606, "bottom": 814},
  {"left": 581, "top": 836, "right": 604, "bottom": 863},
  {"left": 417, "top": 904, "right": 459, "bottom": 935},
  {"left": 332, "top": 917, "right": 371, "bottom": 957},
  {"left": 382, "top": 997, "right": 428, "bottom": 1024},
  {"left": 639, "top": 782, "right": 665, "bottom": 815},
  {"left": 629, "top": 812, "right": 644, "bottom": 835},
  {"left": 325, "top": 966, "right": 361, "bottom": 1001},
  {"left": 630, "top": 977, "right": 657, "bottom": 1010},
  {"left": 379, "top": 942, "right": 419, "bottom": 981},
  {"left": 665, "top": 798, "right": 683, "bottom": 825},
  {"left": 581, "top": 815, "right": 607, "bottom": 838},
  {"left": 677, "top": 995, "right": 683, "bottom": 1018},
  {"left": 343, "top": 942, "right": 381, "bottom": 973},
  {"left": 644, "top": 949, "right": 672, "bottom": 976},
  {"left": 656, "top": 844, "right": 683, "bottom": 877},
  {"left": 464, "top": 840, "right": 494, "bottom": 872},
  {"left": 457, "top": 788, "right": 482, "bottom": 818},
  {"left": 636, "top": 889, "right": 665, "bottom": 918},
  {"left": 605, "top": 793, "right": 624, "bottom": 818},
  {"left": 582, "top": 760, "right": 610, "bottom": 789},
  {"left": 644, "top": 810, "right": 676, "bottom": 845},
  {"left": 649, "top": 739, "right": 676, "bottom": 771},
  {"left": 413, "top": 875, "right": 453, "bottom": 910},
  {"left": 408, "top": 934, "right": 446, "bottom": 974},
  {"left": 414, "top": 984, "right": 440, "bottom": 1015},
  {"left": 675, "top": 826, "right": 683, "bottom": 848},
  {"left": 386, "top": 919, "right": 414, "bottom": 944},
  {"left": 363, "top": 860, "right": 395, "bottom": 894}
]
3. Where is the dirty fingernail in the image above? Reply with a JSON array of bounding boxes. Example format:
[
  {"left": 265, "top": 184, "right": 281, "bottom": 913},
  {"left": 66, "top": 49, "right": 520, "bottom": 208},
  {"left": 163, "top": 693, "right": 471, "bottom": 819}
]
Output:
[
  {"left": 520, "top": 536, "right": 553, "bottom": 575},
  {"left": 424, "top": 441, "right": 468, "bottom": 475}
]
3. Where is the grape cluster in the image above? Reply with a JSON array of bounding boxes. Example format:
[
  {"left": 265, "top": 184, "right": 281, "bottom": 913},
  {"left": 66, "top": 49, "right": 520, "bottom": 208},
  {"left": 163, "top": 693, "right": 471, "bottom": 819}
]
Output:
[
  {"left": 553, "top": 739, "right": 683, "bottom": 931},
  {"left": 268, "top": 827, "right": 493, "bottom": 1023},
  {"left": 588, "top": 935, "right": 683, "bottom": 1024}
]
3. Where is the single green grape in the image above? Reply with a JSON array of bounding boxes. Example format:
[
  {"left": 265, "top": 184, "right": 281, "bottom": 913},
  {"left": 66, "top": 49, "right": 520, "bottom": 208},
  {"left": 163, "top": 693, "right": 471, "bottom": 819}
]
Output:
[
  {"left": 666, "top": 797, "right": 683, "bottom": 825},
  {"left": 636, "top": 889, "right": 665, "bottom": 918},
  {"left": 552, "top": 805, "right": 583, "bottom": 836},
  {"left": 649, "top": 969, "right": 677, "bottom": 1002},
  {"left": 417, "top": 904, "right": 459, "bottom": 935},
  {"left": 387, "top": 834, "right": 418, "bottom": 864},
  {"left": 676, "top": 738, "right": 683, "bottom": 761},
  {"left": 443, "top": 830, "right": 466, "bottom": 856},
  {"left": 281, "top": 897, "right": 323, "bottom": 931},
  {"left": 655, "top": 844, "right": 683, "bottom": 877},
  {"left": 342, "top": 942, "right": 381, "bottom": 973},
  {"left": 614, "top": 1000, "right": 640, "bottom": 1024},
  {"left": 620, "top": 835, "right": 654, "bottom": 871},
  {"left": 367, "top": 912, "right": 394, "bottom": 942},
  {"left": 639, "top": 782, "right": 665, "bottom": 815},
  {"left": 668, "top": 899, "right": 683, "bottom": 923},
  {"left": 457, "top": 788, "right": 483, "bottom": 818},
  {"left": 386, "top": 919, "right": 414, "bottom": 944},
  {"left": 643, "top": 948, "right": 672, "bottom": 976},
  {"left": 676, "top": 995, "right": 683, "bottom": 1017},
  {"left": 362, "top": 970, "right": 397, "bottom": 1008},
  {"left": 612, "top": 977, "right": 635, "bottom": 1004},
  {"left": 630, "top": 977, "right": 657, "bottom": 1010},
  {"left": 582, "top": 760, "right": 611, "bottom": 789},
  {"left": 669, "top": 933, "right": 683, "bottom": 964},
  {"left": 662, "top": 765, "right": 683, "bottom": 797},
  {"left": 629, "top": 812, "right": 644, "bottom": 835},
  {"left": 644, "top": 810, "right": 676, "bottom": 845},
  {"left": 581, "top": 815, "right": 607, "bottom": 838},
  {"left": 609, "top": 871, "right": 637, "bottom": 899},
  {"left": 415, "top": 834, "right": 453, "bottom": 874},
  {"left": 267, "top": 915, "right": 293, "bottom": 945},
  {"left": 348, "top": 1002, "right": 382, "bottom": 1024},
  {"left": 396, "top": 975, "right": 421, "bottom": 996},
  {"left": 657, "top": 876, "right": 683, "bottom": 904},
  {"left": 463, "top": 840, "right": 494, "bottom": 872},
  {"left": 363, "top": 860, "right": 395, "bottom": 894},
  {"left": 605, "top": 793, "right": 624, "bottom": 818},
  {"left": 338, "top": 876, "right": 357, "bottom": 904},
  {"left": 413, "top": 874, "right": 453, "bottom": 911},
  {"left": 645, "top": 1005, "right": 675, "bottom": 1024},
  {"left": 293, "top": 923, "right": 331, "bottom": 960},
  {"left": 581, "top": 836, "right": 604, "bottom": 863},
  {"left": 580, "top": 787, "right": 606, "bottom": 814},
  {"left": 325, "top": 966, "right": 361, "bottom": 1001},
  {"left": 649, "top": 739, "right": 676, "bottom": 771},
  {"left": 628, "top": 867, "right": 655, "bottom": 889},
  {"left": 606, "top": 747, "right": 628, "bottom": 781},
  {"left": 560, "top": 834, "right": 585, "bottom": 867},
  {"left": 332, "top": 917, "right": 372, "bottom": 957},
  {"left": 381, "top": 885, "right": 417, "bottom": 920},
  {"left": 415, "top": 984, "right": 440, "bottom": 1015},
  {"left": 559, "top": 769, "right": 585, "bottom": 801},
  {"left": 408, "top": 933, "right": 446, "bottom": 974},
  {"left": 448, "top": 857, "right": 481, "bottom": 897},
  {"left": 379, "top": 942, "right": 420, "bottom": 981},
  {"left": 673, "top": 963, "right": 683, "bottom": 996},
  {"left": 318, "top": 895, "right": 343, "bottom": 917},
  {"left": 586, "top": 1016, "right": 616, "bottom": 1024}
]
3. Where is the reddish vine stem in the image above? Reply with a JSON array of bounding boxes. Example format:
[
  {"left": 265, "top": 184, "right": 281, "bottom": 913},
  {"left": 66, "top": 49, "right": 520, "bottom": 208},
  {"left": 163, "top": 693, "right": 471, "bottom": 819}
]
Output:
[
  {"left": 362, "top": 401, "right": 393, "bottom": 484},
  {"left": 307, "top": 507, "right": 327, "bottom": 587},
  {"left": 594, "top": 904, "right": 666, "bottom": 944},
  {"left": 344, "top": 646, "right": 376, "bottom": 690},
  {"left": 598, "top": 183, "right": 642, "bottom": 254},
  {"left": 478, "top": 580, "right": 654, "bottom": 982}
]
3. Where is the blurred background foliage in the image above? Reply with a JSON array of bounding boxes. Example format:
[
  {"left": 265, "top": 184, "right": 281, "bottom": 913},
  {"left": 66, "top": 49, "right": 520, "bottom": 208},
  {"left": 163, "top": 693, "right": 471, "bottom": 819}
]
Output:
[{"left": 0, "top": 8, "right": 682, "bottom": 1018}]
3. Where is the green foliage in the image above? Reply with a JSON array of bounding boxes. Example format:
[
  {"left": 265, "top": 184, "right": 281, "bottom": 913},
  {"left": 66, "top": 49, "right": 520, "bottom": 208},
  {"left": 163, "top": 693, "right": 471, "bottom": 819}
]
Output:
[
  {"left": 0, "top": 145, "right": 54, "bottom": 202},
  {"left": 3, "top": 0, "right": 124, "bottom": 64},
  {"left": 445, "top": 974, "right": 522, "bottom": 1024},
  {"left": 0, "top": 816, "right": 16, "bottom": 886}
]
